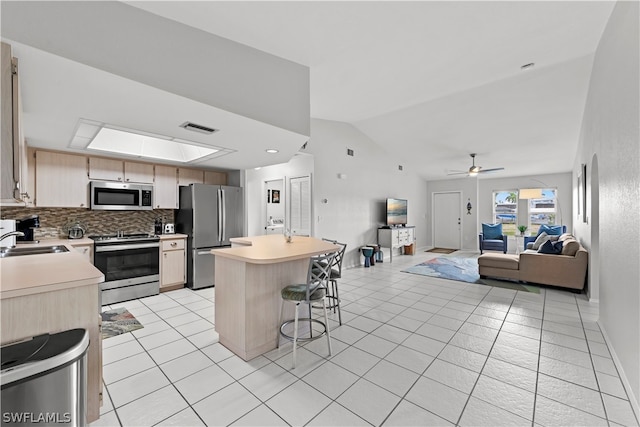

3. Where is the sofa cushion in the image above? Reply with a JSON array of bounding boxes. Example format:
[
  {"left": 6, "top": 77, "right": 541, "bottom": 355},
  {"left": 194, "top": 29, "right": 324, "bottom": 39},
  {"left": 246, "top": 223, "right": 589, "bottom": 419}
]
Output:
[
  {"left": 531, "top": 232, "right": 549, "bottom": 250},
  {"left": 482, "top": 223, "right": 502, "bottom": 240},
  {"left": 558, "top": 233, "right": 574, "bottom": 242},
  {"left": 538, "top": 240, "right": 563, "bottom": 254},
  {"left": 561, "top": 239, "right": 581, "bottom": 256},
  {"left": 478, "top": 254, "right": 519, "bottom": 270},
  {"left": 538, "top": 225, "right": 564, "bottom": 236}
]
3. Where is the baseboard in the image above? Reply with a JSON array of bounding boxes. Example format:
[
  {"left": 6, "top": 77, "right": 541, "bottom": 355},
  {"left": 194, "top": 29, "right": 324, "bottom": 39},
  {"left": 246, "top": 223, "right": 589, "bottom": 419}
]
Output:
[{"left": 598, "top": 321, "right": 640, "bottom": 422}]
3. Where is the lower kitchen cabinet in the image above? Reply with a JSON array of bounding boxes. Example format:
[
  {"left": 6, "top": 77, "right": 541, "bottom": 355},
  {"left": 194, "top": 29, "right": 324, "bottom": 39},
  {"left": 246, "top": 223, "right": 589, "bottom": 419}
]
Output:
[{"left": 160, "top": 237, "right": 186, "bottom": 291}]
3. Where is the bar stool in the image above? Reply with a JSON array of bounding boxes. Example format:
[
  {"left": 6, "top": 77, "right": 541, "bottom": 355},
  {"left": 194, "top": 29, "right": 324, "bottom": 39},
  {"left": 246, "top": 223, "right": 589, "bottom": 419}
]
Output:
[
  {"left": 278, "top": 252, "right": 336, "bottom": 369},
  {"left": 320, "top": 239, "right": 347, "bottom": 325}
]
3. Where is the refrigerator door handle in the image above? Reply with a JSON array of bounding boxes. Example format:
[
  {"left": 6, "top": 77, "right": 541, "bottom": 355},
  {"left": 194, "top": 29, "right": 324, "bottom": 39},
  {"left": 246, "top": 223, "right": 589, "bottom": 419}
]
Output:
[
  {"left": 221, "top": 188, "right": 226, "bottom": 241},
  {"left": 217, "top": 188, "right": 223, "bottom": 242}
]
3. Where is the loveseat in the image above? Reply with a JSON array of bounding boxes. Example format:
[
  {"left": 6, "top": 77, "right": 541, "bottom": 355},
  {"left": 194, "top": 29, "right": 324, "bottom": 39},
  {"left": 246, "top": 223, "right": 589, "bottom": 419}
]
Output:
[{"left": 478, "top": 233, "right": 588, "bottom": 290}]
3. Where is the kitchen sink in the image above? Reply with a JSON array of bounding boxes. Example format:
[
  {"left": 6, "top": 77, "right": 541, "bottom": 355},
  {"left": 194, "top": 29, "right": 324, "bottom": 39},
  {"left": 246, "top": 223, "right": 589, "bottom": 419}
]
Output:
[{"left": 0, "top": 245, "right": 70, "bottom": 258}]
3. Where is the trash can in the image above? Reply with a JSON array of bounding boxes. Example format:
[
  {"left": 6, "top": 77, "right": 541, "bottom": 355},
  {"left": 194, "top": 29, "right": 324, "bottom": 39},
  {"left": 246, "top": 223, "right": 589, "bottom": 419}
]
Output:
[{"left": 1, "top": 329, "right": 89, "bottom": 427}]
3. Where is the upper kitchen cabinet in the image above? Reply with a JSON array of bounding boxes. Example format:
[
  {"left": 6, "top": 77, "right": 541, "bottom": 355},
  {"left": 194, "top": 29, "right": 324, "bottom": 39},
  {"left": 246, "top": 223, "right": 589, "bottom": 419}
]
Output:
[
  {"left": 35, "top": 151, "right": 88, "bottom": 208},
  {"left": 89, "top": 157, "right": 153, "bottom": 183},
  {"left": 204, "top": 170, "right": 227, "bottom": 186},
  {"left": 154, "top": 165, "right": 178, "bottom": 209},
  {"left": 178, "top": 168, "right": 204, "bottom": 186},
  {"left": 1, "top": 42, "right": 28, "bottom": 205}
]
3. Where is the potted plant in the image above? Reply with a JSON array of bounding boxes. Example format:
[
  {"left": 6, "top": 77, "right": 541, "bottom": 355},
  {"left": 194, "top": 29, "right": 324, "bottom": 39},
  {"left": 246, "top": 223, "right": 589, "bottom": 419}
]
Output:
[{"left": 517, "top": 225, "right": 528, "bottom": 236}]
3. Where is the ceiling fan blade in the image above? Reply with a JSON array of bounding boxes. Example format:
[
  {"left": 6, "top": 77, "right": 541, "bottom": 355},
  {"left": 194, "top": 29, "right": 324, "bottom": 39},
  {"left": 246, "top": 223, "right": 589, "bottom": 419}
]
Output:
[
  {"left": 446, "top": 170, "right": 469, "bottom": 175},
  {"left": 478, "top": 167, "right": 505, "bottom": 173}
]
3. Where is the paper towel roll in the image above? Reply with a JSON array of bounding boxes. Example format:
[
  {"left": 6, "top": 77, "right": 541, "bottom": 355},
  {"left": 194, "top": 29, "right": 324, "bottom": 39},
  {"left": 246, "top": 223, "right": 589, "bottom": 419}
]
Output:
[{"left": 0, "top": 219, "right": 16, "bottom": 248}]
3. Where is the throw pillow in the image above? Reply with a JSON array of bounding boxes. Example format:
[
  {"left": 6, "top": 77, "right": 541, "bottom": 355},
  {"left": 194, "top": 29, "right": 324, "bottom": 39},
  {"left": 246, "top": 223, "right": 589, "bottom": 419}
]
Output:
[
  {"left": 538, "top": 225, "right": 564, "bottom": 236},
  {"left": 531, "top": 232, "right": 550, "bottom": 250},
  {"left": 561, "top": 239, "right": 581, "bottom": 256},
  {"left": 538, "top": 240, "right": 563, "bottom": 254},
  {"left": 482, "top": 223, "right": 502, "bottom": 240}
]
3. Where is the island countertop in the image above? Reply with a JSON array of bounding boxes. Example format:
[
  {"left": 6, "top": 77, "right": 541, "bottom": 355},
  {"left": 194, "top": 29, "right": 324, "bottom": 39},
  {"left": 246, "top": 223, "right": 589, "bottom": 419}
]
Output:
[
  {"left": 212, "top": 235, "right": 339, "bottom": 264},
  {"left": 0, "top": 241, "right": 104, "bottom": 300}
]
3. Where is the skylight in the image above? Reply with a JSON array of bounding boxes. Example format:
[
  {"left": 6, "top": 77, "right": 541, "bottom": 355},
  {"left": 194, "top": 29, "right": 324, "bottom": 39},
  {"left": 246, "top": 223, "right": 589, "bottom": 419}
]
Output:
[
  {"left": 87, "top": 127, "right": 218, "bottom": 162},
  {"left": 70, "top": 120, "right": 233, "bottom": 163}
]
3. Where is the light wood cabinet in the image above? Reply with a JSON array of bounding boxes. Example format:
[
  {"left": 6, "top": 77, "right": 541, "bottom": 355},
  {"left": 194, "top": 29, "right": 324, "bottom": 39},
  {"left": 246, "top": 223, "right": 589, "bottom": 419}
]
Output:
[
  {"left": 178, "top": 168, "right": 204, "bottom": 185},
  {"left": 204, "top": 170, "right": 227, "bottom": 185},
  {"left": 1, "top": 42, "right": 28, "bottom": 205},
  {"left": 89, "top": 157, "right": 154, "bottom": 183},
  {"left": 160, "top": 237, "right": 186, "bottom": 290},
  {"left": 35, "top": 151, "right": 88, "bottom": 208},
  {"left": 124, "top": 161, "right": 154, "bottom": 183},
  {"left": 154, "top": 165, "right": 178, "bottom": 209}
]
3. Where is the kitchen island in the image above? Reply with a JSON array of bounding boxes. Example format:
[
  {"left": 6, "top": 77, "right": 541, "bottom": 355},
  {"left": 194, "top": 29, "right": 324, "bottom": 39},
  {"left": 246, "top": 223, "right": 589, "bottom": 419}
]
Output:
[
  {"left": 0, "top": 242, "right": 104, "bottom": 423},
  {"left": 212, "top": 235, "right": 339, "bottom": 360}
]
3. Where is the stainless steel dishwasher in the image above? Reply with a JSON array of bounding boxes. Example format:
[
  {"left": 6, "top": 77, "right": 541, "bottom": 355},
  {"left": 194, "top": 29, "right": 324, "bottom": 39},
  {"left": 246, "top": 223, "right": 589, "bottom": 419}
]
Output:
[{"left": 1, "top": 329, "right": 89, "bottom": 427}]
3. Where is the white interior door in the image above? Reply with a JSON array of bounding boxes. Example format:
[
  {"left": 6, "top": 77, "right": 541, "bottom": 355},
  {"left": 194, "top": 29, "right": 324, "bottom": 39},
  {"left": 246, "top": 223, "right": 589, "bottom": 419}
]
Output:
[
  {"left": 433, "top": 192, "right": 461, "bottom": 249},
  {"left": 289, "top": 175, "right": 311, "bottom": 236}
]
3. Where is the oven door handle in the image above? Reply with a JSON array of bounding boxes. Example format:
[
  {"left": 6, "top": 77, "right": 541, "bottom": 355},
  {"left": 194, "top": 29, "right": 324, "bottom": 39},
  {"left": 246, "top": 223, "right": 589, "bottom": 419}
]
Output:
[{"left": 96, "top": 242, "right": 160, "bottom": 252}]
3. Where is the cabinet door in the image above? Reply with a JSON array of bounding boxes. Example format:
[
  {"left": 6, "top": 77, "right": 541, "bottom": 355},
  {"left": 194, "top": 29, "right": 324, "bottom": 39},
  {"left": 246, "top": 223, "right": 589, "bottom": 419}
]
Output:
[
  {"left": 89, "top": 157, "right": 123, "bottom": 181},
  {"left": 204, "top": 170, "right": 227, "bottom": 185},
  {"left": 161, "top": 249, "right": 185, "bottom": 288},
  {"left": 154, "top": 165, "right": 178, "bottom": 209},
  {"left": 35, "top": 151, "right": 88, "bottom": 208},
  {"left": 124, "top": 161, "right": 154, "bottom": 183},
  {"left": 178, "top": 168, "right": 203, "bottom": 185}
]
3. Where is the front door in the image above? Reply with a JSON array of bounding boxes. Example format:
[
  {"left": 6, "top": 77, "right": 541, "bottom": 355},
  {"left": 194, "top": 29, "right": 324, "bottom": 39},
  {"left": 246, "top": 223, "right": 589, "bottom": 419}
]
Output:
[{"left": 433, "top": 192, "right": 461, "bottom": 249}]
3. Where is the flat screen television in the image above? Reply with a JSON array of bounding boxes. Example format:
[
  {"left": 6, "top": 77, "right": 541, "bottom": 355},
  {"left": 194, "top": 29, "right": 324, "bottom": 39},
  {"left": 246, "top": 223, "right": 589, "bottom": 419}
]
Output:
[{"left": 386, "top": 198, "right": 408, "bottom": 226}]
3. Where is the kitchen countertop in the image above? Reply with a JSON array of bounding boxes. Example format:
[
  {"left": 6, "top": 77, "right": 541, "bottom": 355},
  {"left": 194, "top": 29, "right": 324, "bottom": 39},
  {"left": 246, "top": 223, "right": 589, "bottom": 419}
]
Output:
[
  {"left": 159, "top": 233, "right": 187, "bottom": 240},
  {"left": 0, "top": 239, "right": 104, "bottom": 300},
  {"left": 213, "top": 235, "right": 339, "bottom": 264}
]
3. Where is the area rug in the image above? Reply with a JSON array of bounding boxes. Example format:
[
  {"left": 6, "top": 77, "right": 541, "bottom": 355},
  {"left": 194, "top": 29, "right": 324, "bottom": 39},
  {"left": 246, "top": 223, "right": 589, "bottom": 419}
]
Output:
[
  {"left": 425, "top": 248, "right": 457, "bottom": 254},
  {"left": 402, "top": 255, "right": 539, "bottom": 293},
  {"left": 101, "top": 308, "right": 143, "bottom": 339}
]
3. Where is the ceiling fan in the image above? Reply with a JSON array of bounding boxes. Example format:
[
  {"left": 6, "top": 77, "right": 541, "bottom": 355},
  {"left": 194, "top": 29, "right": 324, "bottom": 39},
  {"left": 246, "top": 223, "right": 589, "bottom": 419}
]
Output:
[{"left": 447, "top": 153, "right": 505, "bottom": 176}]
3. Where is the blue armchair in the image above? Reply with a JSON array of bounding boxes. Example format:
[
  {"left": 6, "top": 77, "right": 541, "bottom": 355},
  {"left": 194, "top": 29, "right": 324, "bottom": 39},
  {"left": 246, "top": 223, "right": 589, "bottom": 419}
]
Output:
[
  {"left": 479, "top": 223, "right": 507, "bottom": 254},
  {"left": 523, "top": 225, "right": 567, "bottom": 250}
]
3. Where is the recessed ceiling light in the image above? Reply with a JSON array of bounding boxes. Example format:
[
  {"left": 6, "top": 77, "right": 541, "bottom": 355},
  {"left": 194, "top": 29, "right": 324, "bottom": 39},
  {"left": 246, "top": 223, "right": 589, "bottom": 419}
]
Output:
[
  {"left": 254, "top": 167, "right": 262, "bottom": 170},
  {"left": 266, "top": 149, "right": 279, "bottom": 154},
  {"left": 521, "top": 63, "right": 535, "bottom": 70}
]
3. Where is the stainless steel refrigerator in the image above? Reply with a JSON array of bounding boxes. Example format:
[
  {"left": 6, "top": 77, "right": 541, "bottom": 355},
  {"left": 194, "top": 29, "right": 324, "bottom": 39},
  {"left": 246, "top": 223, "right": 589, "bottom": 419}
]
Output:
[{"left": 175, "top": 183, "right": 244, "bottom": 289}]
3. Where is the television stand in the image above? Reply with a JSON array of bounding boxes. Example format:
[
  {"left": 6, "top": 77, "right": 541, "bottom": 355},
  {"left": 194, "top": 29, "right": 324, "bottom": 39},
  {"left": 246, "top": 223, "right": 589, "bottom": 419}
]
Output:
[{"left": 377, "top": 226, "right": 415, "bottom": 263}]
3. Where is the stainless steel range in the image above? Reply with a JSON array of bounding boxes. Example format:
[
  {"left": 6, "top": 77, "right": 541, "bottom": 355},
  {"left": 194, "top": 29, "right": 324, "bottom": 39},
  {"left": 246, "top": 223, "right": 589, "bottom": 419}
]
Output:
[{"left": 90, "top": 233, "right": 160, "bottom": 305}]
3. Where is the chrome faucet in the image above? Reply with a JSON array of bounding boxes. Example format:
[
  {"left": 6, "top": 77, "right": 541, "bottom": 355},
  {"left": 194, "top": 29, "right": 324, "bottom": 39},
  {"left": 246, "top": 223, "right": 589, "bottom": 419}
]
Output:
[{"left": 0, "top": 231, "right": 25, "bottom": 242}]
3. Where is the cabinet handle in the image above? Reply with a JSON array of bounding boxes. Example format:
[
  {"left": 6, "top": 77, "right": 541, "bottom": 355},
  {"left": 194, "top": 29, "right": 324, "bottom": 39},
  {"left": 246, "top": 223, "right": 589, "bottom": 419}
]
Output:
[
  {"left": 164, "top": 253, "right": 167, "bottom": 258},
  {"left": 171, "top": 242, "right": 177, "bottom": 247},
  {"left": 126, "top": 178, "right": 130, "bottom": 182},
  {"left": 80, "top": 203, "right": 84, "bottom": 207},
  {"left": 118, "top": 177, "right": 122, "bottom": 181}
]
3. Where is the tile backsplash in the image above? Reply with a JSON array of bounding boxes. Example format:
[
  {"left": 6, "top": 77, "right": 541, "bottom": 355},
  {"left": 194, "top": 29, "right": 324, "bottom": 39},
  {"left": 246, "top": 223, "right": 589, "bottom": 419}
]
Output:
[{"left": 1, "top": 207, "right": 175, "bottom": 239}]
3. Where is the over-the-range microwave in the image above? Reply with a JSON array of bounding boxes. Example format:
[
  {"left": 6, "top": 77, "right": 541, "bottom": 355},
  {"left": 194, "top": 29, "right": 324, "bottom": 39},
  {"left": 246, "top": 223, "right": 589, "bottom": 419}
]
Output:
[{"left": 90, "top": 181, "right": 153, "bottom": 211}]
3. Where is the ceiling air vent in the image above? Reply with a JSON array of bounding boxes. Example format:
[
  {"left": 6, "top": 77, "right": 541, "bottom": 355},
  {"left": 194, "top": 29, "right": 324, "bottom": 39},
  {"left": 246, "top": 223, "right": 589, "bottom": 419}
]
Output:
[{"left": 179, "top": 122, "right": 218, "bottom": 135}]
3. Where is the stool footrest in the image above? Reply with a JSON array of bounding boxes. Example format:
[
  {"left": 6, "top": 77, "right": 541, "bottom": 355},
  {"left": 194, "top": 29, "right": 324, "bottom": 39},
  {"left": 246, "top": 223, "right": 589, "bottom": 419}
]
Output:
[{"left": 280, "top": 318, "right": 328, "bottom": 343}]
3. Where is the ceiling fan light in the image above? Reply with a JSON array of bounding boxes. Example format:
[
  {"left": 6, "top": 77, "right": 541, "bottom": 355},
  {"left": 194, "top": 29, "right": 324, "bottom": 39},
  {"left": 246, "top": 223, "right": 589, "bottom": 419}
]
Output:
[{"left": 469, "top": 171, "right": 478, "bottom": 177}]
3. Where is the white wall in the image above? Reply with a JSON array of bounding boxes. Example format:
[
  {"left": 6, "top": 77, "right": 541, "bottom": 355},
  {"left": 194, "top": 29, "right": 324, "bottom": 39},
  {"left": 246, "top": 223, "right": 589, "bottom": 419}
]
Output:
[
  {"left": 244, "top": 154, "right": 314, "bottom": 238},
  {"left": 425, "top": 172, "right": 572, "bottom": 251},
  {"left": 305, "top": 119, "right": 428, "bottom": 268},
  {"left": 573, "top": 0, "right": 640, "bottom": 414}
]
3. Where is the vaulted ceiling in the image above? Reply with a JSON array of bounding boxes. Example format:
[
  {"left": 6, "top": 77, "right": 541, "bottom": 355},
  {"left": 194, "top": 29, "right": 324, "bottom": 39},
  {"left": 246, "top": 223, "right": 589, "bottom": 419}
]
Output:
[{"left": 2, "top": 1, "right": 615, "bottom": 179}]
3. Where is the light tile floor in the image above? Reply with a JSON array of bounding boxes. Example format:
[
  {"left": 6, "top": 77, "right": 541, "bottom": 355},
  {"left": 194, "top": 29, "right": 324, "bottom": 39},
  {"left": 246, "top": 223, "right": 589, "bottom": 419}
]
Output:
[{"left": 91, "top": 253, "right": 639, "bottom": 427}]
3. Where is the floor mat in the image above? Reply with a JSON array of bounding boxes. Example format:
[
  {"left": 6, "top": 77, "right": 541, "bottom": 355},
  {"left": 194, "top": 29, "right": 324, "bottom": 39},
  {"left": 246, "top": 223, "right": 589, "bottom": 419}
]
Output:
[
  {"left": 101, "top": 307, "right": 143, "bottom": 339},
  {"left": 425, "top": 248, "right": 457, "bottom": 254},
  {"left": 402, "top": 255, "right": 539, "bottom": 293}
]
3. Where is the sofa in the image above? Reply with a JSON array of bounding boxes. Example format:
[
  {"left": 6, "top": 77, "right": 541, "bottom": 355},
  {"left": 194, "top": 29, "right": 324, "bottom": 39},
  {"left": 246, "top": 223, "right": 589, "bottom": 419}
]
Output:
[{"left": 478, "top": 233, "right": 588, "bottom": 290}]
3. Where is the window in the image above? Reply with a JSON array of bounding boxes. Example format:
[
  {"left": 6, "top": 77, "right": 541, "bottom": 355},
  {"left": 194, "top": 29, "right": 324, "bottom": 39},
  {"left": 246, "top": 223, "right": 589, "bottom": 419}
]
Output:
[
  {"left": 528, "top": 189, "right": 558, "bottom": 235},
  {"left": 493, "top": 191, "right": 518, "bottom": 236}
]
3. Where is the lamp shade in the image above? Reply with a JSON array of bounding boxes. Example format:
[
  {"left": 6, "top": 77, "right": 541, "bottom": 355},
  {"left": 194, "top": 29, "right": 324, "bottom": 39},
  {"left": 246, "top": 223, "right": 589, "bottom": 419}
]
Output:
[{"left": 519, "top": 188, "right": 543, "bottom": 199}]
